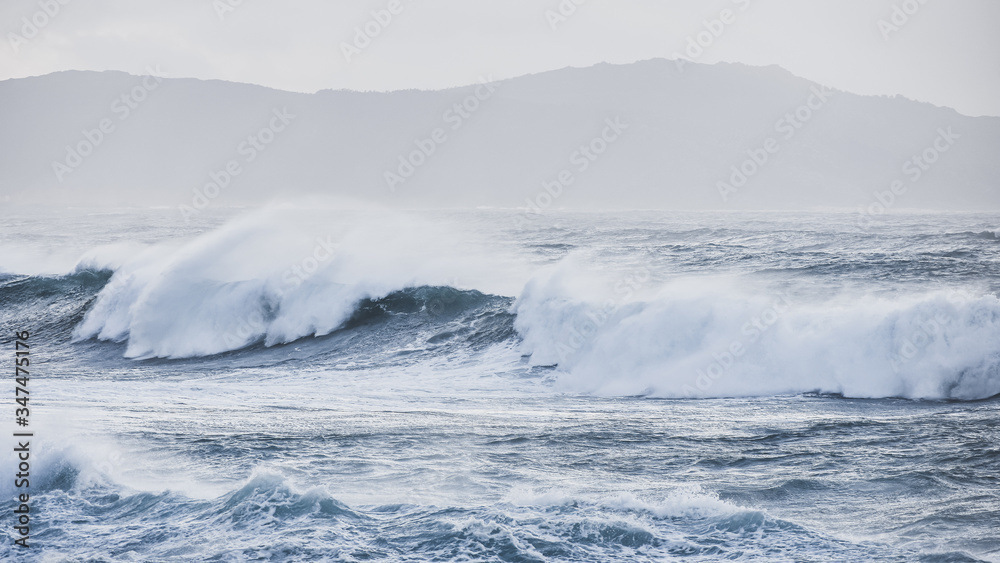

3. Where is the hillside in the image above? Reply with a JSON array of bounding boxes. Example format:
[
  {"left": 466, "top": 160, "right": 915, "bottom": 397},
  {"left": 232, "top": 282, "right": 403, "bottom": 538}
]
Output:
[{"left": 1, "top": 60, "right": 997, "bottom": 211}]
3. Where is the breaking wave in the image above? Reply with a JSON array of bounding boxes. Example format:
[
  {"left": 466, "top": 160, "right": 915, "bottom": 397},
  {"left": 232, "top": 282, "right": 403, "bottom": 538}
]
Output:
[
  {"left": 513, "top": 259, "right": 1000, "bottom": 401},
  {"left": 7, "top": 209, "right": 998, "bottom": 401}
]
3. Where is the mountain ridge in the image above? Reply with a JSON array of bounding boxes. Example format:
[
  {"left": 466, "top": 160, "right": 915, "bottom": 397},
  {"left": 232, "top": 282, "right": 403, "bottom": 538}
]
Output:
[{"left": 1, "top": 59, "right": 996, "bottom": 211}]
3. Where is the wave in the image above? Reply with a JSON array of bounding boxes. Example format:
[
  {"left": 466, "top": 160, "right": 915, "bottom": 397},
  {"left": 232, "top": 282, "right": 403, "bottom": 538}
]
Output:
[
  {"left": 513, "top": 259, "right": 1000, "bottom": 401},
  {"left": 965, "top": 230, "right": 998, "bottom": 241},
  {"left": 73, "top": 279, "right": 514, "bottom": 362},
  {"left": 913, "top": 230, "right": 998, "bottom": 242},
  {"left": 71, "top": 207, "right": 518, "bottom": 359},
  {"left": 0, "top": 448, "right": 365, "bottom": 560},
  {"left": 0, "top": 451, "right": 916, "bottom": 562}
]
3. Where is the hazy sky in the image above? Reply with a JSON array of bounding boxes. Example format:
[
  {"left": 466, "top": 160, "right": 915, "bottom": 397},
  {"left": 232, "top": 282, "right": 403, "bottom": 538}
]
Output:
[{"left": 2, "top": 0, "right": 998, "bottom": 116}]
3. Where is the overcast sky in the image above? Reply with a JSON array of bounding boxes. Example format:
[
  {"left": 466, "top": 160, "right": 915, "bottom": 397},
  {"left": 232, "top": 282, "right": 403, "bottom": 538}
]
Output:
[{"left": 1, "top": 0, "right": 998, "bottom": 116}]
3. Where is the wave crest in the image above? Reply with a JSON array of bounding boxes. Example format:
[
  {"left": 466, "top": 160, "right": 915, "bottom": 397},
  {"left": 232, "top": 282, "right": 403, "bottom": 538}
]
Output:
[{"left": 72, "top": 208, "right": 508, "bottom": 359}]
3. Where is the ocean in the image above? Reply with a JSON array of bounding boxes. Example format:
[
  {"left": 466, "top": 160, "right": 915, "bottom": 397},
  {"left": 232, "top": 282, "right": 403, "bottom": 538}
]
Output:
[{"left": 1, "top": 206, "right": 998, "bottom": 561}]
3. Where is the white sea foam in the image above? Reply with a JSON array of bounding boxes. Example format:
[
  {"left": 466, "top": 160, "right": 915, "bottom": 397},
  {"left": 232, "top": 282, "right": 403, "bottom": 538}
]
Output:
[
  {"left": 72, "top": 241, "right": 151, "bottom": 273},
  {"left": 506, "top": 486, "right": 739, "bottom": 519},
  {"left": 513, "top": 259, "right": 1000, "bottom": 400}
]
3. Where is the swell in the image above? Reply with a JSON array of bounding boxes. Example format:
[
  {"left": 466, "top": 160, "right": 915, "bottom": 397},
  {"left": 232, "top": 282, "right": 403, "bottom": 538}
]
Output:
[
  {"left": 263, "top": 285, "right": 517, "bottom": 369},
  {"left": 0, "top": 270, "right": 112, "bottom": 343}
]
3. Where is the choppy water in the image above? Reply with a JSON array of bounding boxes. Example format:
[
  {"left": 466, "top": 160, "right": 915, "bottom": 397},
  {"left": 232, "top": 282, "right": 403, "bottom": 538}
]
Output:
[{"left": 1, "top": 207, "right": 998, "bottom": 561}]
